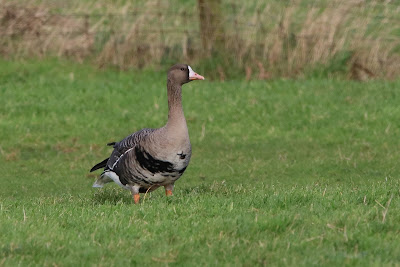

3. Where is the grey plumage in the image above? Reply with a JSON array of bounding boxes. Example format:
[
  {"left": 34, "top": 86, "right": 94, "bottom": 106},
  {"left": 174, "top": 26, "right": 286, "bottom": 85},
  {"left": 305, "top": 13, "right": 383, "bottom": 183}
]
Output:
[
  {"left": 90, "top": 63, "right": 204, "bottom": 203},
  {"left": 106, "top": 128, "right": 155, "bottom": 172}
]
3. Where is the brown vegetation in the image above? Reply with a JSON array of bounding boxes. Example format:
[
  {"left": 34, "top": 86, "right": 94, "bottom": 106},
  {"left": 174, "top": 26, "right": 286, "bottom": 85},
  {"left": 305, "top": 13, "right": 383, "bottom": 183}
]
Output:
[
  {"left": 0, "top": 0, "right": 399, "bottom": 80},
  {"left": 0, "top": 2, "right": 94, "bottom": 61}
]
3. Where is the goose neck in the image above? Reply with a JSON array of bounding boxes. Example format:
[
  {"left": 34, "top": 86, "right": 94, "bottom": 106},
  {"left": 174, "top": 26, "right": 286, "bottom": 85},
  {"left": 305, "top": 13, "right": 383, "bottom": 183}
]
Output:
[{"left": 166, "top": 79, "right": 186, "bottom": 127}]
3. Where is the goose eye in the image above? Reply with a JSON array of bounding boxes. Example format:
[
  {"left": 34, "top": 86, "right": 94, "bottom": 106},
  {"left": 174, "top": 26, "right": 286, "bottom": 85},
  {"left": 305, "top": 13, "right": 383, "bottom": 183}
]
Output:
[{"left": 180, "top": 68, "right": 185, "bottom": 71}]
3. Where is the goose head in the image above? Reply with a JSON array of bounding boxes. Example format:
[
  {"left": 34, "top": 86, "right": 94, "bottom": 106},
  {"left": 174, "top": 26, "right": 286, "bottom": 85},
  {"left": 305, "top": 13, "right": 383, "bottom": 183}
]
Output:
[{"left": 168, "top": 64, "right": 205, "bottom": 85}]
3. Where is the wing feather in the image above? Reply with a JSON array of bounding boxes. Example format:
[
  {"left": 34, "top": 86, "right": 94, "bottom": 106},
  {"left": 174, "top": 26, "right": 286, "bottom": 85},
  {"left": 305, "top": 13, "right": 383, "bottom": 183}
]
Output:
[{"left": 106, "top": 128, "right": 155, "bottom": 171}]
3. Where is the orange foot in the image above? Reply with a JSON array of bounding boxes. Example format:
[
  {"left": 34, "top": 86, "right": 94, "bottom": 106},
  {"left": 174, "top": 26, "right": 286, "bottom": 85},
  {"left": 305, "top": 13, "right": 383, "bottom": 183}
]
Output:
[
  {"left": 165, "top": 189, "right": 173, "bottom": 196},
  {"left": 134, "top": 193, "right": 140, "bottom": 204}
]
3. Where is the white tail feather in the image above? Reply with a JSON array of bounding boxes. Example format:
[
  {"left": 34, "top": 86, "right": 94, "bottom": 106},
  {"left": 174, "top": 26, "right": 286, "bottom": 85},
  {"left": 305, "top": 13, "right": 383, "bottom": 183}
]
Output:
[
  {"left": 92, "top": 182, "right": 104, "bottom": 188},
  {"left": 92, "top": 173, "right": 113, "bottom": 188},
  {"left": 92, "top": 171, "right": 129, "bottom": 190}
]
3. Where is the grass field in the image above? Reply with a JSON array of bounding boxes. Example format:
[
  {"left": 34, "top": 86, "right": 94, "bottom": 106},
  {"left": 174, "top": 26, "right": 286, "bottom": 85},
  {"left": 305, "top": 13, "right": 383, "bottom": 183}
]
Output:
[{"left": 1, "top": 59, "right": 400, "bottom": 266}]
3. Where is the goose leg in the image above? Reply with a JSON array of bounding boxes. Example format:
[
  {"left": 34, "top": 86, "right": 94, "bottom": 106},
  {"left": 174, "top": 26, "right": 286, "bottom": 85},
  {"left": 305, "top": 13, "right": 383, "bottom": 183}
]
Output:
[
  {"left": 129, "top": 185, "right": 140, "bottom": 204},
  {"left": 165, "top": 184, "right": 174, "bottom": 196}
]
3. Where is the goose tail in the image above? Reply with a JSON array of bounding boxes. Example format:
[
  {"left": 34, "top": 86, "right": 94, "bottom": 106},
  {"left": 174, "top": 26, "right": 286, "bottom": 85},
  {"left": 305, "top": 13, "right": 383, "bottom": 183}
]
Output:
[
  {"left": 92, "top": 172, "right": 113, "bottom": 188},
  {"left": 93, "top": 171, "right": 124, "bottom": 189}
]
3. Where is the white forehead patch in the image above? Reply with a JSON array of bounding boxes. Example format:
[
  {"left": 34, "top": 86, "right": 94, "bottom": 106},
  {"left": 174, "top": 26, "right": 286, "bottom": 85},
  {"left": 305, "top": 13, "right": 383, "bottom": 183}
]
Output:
[{"left": 188, "top": 65, "right": 195, "bottom": 77}]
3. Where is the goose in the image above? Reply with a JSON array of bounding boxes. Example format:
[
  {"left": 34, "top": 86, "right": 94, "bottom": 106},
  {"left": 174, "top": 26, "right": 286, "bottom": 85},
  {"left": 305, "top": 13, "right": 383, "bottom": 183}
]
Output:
[{"left": 90, "top": 64, "right": 204, "bottom": 204}]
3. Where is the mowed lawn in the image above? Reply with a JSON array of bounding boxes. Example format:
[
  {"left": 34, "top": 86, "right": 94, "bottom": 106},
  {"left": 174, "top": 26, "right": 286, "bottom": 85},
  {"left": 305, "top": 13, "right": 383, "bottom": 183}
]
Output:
[{"left": 0, "top": 59, "right": 399, "bottom": 266}]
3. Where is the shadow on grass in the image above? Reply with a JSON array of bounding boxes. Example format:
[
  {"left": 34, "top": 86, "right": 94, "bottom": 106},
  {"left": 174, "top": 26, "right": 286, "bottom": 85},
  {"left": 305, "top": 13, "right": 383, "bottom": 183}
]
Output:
[
  {"left": 90, "top": 182, "right": 233, "bottom": 205},
  {"left": 179, "top": 184, "right": 210, "bottom": 195},
  {"left": 91, "top": 186, "right": 177, "bottom": 205},
  {"left": 91, "top": 187, "right": 133, "bottom": 205}
]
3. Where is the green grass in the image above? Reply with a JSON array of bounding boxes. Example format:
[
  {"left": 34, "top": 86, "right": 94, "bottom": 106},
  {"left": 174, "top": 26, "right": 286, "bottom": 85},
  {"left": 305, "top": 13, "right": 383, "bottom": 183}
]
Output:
[{"left": 1, "top": 59, "right": 400, "bottom": 266}]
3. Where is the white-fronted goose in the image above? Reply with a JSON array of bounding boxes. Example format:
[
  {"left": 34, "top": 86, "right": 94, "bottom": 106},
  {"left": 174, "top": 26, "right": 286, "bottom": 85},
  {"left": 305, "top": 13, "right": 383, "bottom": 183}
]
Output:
[{"left": 90, "top": 64, "right": 204, "bottom": 204}]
